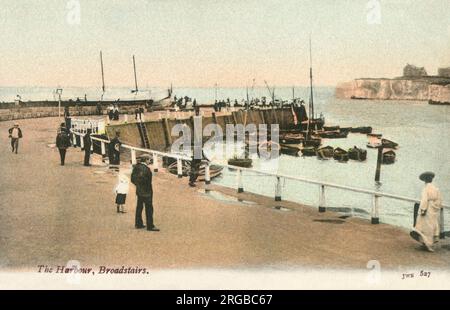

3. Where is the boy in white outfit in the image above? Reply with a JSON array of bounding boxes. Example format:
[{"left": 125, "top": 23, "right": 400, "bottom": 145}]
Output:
[{"left": 115, "top": 174, "right": 130, "bottom": 213}]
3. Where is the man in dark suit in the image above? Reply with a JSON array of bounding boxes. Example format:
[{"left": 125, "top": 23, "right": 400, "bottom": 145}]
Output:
[
  {"left": 131, "top": 154, "right": 159, "bottom": 231},
  {"left": 83, "top": 128, "right": 92, "bottom": 166}
]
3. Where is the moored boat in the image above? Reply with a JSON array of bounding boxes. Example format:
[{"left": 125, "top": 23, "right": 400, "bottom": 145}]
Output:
[
  {"left": 228, "top": 157, "right": 253, "bottom": 168},
  {"left": 381, "top": 138, "right": 398, "bottom": 149},
  {"left": 301, "top": 146, "right": 317, "bottom": 157},
  {"left": 350, "top": 126, "right": 373, "bottom": 134},
  {"left": 280, "top": 133, "right": 304, "bottom": 144},
  {"left": 316, "top": 146, "right": 334, "bottom": 159},
  {"left": 348, "top": 146, "right": 367, "bottom": 161},
  {"left": 167, "top": 161, "right": 223, "bottom": 179},
  {"left": 316, "top": 130, "right": 349, "bottom": 139},
  {"left": 333, "top": 147, "right": 349, "bottom": 162},
  {"left": 280, "top": 144, "right": 301, "bottom": 156},
  {"left": 323, "top": 125, "right": 339, "bottom": 131}
]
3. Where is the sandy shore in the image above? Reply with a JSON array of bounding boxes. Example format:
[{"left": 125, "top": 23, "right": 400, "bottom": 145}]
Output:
[{"left": 0, "top": 117, "right": 449, "bottom": 271}]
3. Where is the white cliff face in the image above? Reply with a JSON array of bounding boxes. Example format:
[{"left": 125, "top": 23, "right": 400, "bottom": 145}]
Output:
[
  {"left": 336, "top": 79, "right": 449, "bottom": 103},
  {"left": 429, "top": 84, "right": 450, "bottom": 104}
]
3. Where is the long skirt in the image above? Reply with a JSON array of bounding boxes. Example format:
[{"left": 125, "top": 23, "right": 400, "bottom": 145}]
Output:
[{"left": 414, "top": 207, "right": 441, "bottom": 248}]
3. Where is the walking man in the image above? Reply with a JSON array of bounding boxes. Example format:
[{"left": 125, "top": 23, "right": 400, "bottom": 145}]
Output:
[
  {"left": 8, "top": 122, "right": 23, "bottom": 154},
  {"left": 56, "top": 125, "right": 71, "bottom": 165},
  {"left": 131, "top": 154, "right": 159, "bottom": 231},
  {"left": 83, "top": 128, "right": 92, "bottom": 166},
  {"left": 108, "top": 131, "right": 122, "bottom": 169}
]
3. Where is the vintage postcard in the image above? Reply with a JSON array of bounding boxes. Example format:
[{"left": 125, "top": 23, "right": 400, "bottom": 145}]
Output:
[{"left": 0, "top": 0, "right": 449, "bottom": 292}]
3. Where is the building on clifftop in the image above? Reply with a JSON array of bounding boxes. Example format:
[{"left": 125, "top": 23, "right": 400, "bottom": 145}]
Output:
[{"left": 403, "top": 64, "right": 427, "bottom": 77}]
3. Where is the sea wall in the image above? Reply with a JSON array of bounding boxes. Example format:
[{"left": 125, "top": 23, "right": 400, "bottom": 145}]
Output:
[{"left": 106, "top": 108, "right": 296, "bottom": 151}]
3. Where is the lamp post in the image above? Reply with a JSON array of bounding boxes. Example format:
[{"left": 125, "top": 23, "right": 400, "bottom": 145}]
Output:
[{"left": 56, "top": 88, "right": 63, "bottom": 119}]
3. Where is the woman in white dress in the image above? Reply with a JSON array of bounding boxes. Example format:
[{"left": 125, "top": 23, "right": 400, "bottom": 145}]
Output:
[{"left": 410, "top": 172, "right": 443, "bottom": 252}]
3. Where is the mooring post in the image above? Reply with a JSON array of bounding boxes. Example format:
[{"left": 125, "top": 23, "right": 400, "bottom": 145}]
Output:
[
  {"left": 205, "top": 163, "right": 211, "bottom": 192},
  {"left": 440, "top": 209, "right": 445, "bottom": 239},
  {"left": 131, "top": 149, "right": 137, "bottom": 165},
  {"left": 375, "top": 146, "right": 383, "bottom": 182},
  {"left": 237, "top": 169, "right": 244, "bottom": 193},
  {"left": 177, "top": 158, "right": 183, "bottom": 178},
  {"left": 371, "top": 194, "right": 380, "bottom": 224},
  {"left": 275, "top": 176, "right": 282, "bottom": 201},
  {"left": 152, "top": 153, "right": 158, "bottom": 172},
  {"left": 319, "top": 184, "right": 326, "bottom": 212}
]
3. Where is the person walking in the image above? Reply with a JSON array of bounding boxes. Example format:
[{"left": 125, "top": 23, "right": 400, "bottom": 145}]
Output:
[
  {"left": 410, "top": 172, "right": 443, "bottom": 252},
  {"left": 56, "top": 125, "right": 71, "bottom": 166},
  {"left": 108, "top": 131, "right": 122, "bottom": 169},
  {"left": 131, "top": 154, "right": 159, "bottom": 231},
  {"left": 8, "top": 122, "right": 23, "bottom": 154},
  {"left": 83, "top": 128, "right": 92, "bottom": 166}
]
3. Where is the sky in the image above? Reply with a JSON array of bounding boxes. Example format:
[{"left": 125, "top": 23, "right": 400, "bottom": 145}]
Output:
[{"left": 0, "top": 0, "right": 449, "bottom": 88}]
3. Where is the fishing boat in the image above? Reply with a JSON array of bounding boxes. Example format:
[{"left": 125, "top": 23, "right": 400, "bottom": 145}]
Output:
[
  {"left": 348, "top": 146, "right": 367, "bottom": 161},
  {"left": 381, "top": 138, "right": 398, "bottom": 149},
  {"left": 280, "top": 144, "right": 301, "bottom": 156},
  {"left": 301, "top": 146, "right": 317, "bottom": 157},
  {"left": 316, "top": 130, "right": 349, "bottom": 139},
  {"left": 339, "top": 127, "right": 352, "bottom": 133},
  {"left": 316, "top": 146, "right": 334, "bottom": 159},
  {"left": 303, "top": 137, "right": 322, "bottom": 148},
  {"left": 323, "top": 125, "right": 339, "bottom": 131},
  {"left": 280, "top": 133, "right": 304, "bottom": 144},
  {"left": 333, "top": 147, "right": 349, "bottom": 162},
  {"left": 228, "top": 157, "right": 253, "bottom": 168},
  {"left": 367, "top": 133, "right": 382, "bottom": 138},
  {"left": 167, "top": 161, "right": 223, "bottom": 179},
  {"left": 382, "top": 149, "right": 396, "bottom": 164},
  {"left": 350, "top": 126, "right": 373, "bottom": 134}
]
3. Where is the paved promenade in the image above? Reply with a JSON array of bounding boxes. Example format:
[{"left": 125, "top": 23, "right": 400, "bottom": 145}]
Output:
[{"left": 0, "top": 117, "right": 449, "bottom": 271}]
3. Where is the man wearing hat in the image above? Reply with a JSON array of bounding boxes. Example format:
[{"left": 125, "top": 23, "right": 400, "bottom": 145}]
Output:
[
  {"left": 131, "top": 154, "right": 159, "bottom": 231},
  {"left": 8, "top": 122, "right": 23, "bottom": 154},
  {"left": 410, "top": 172, "right": 443, "bottom": 252}
]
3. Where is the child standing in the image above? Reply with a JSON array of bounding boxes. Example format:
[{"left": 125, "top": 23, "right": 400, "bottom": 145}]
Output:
[{"left": 114, "top": 174, "right": 129, "bottom": 213}]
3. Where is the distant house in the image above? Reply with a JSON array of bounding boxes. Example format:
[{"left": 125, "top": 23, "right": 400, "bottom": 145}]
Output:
[
  {"left": 403, "top": 64, "right": 427, "bottom": 77},
  {"left": 438, "top": 67, "right": 450, "bottom": 78}
]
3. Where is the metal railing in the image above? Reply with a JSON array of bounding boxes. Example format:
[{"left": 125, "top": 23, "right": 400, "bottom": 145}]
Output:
[{"left": 70, "top": 129, "right": 448, "bottom": 234}]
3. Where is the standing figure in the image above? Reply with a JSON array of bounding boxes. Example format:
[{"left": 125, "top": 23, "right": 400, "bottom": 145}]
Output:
[
  {"left": 56, "top": 125, "right": 71, "bottom": 166},
  {"left": 131, "top": 154, "right": 159, "bottom": 231},
  {"left": 83, "top": 128, "right": 92, "bottom": 166},
  {"left": 114, "top": 173, "right": 130, "bottom": 214},
  {"left": 410, "top": 172, "right": 443, "bottom": 252},
  {"left": 8, "top": 122, "right": 23, "bottom": 154},
  {"left": 108, "top": 131, "right": 122, "bottom": 169}
]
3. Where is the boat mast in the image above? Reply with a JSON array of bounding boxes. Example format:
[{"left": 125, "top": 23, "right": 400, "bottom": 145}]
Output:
[
  {"left": 309, "top": 35, "right": 314, "bottom": 119},
  {"left": 132, "top": 55, "right": 138, "bottom": 93},
  {"left": 100, "top": 51, "right": 105, "bottom": 94}
]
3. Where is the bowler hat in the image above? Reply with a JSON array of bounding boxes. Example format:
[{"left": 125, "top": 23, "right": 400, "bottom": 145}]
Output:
[
  {"left": 137, "top": 153, "right": 151, "bottom": 162},
  {"left": 419, "top": 171, "right": 435, "bottom": 182}
]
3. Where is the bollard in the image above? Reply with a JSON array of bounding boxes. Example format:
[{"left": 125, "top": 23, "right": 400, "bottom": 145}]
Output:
[
  {"left": 205, "top": 163, "right": 211, "bottom": 186},
  {"left": 152, "top": 153, "right": 158, "bottom": 172},
  {"left": 319, "top": 185, "right": 326, "bottom": 212},
  {"left": 440, "top": 209, "right": 445, "bottom": 239},
  {"left": 371, "top": 194, "right": 380, "bottom": 224},
  {"left": 177, "top": 158, "right": 183, "bottom": 178},
  {"left": 275, "top": 176, "right": 282, "bottom": 201},
  {"left": 237, "top": 169, "right": 244, "bottom": 193},
  {"left": 131, "top": 149, "right": 137, "bottom": 165}
]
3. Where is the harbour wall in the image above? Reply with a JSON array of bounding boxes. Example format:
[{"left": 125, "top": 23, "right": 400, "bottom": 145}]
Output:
[{"left": 105, "top": 108, "right": 296, "bottom": 151}]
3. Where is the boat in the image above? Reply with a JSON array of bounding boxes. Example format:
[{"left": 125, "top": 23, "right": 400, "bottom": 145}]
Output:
[
  {"left": 316, "top": 130, "right": 349, "bottom": 139},
  {"left": 280, "top": 144, "right": 301, "bottom": 156},
  {"left": 367, "top": 133, "right": 382, "bottom": 138},
  {"left": 348, "top": 146, "right": 367, "bottom": 161},
  {"left": 258, "top": 140, "right": 281, "bottom": 156},
  {"left": 228, "top": 157, "right": 253, "bottom": 168},
  {"left": 350, "top": 126, "right": 373, "bottom": 134},
  {"left": 333, "top": 147, "right": 349, "bottom": 162},
  {"left": 280, "top": 133, "right": 304, "bottom": 144},
  {"left": 167, "top": 161, "right": 223, "bottom": 179},
  {"left": 323, "top": 125, "right": 339, "bottom": 131},
  {"left": 303, "top": 137, "right": 322, "bottom": 148},
  {"left": 381, "top": 138, "right": 398, "bottom": 149},
  {"left": 316, "top": 146, "right": 334, "bottom": 159},
  {"left": 382, "top": 149, "right": 396, "bottom": 164},
  {"left": 339, "top": 127, "right": 352, "bottom": 133},
  {"left": 301, "top": 146, "right": 317, "bottom": 157}
]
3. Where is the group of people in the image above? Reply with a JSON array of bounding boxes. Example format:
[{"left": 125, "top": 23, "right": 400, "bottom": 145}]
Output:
[
  {"left": 107, "top": 104, "right": 120, "bottom": 121},
  {"left": 134, "top": 106, "right": 145, "bottom": 120}
]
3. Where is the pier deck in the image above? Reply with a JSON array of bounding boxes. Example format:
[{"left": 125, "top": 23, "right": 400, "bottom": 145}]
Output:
[{"left": 0, "top": 117, "right": 449, "bottom": 271}]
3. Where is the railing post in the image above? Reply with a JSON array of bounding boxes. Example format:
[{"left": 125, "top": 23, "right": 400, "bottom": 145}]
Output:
[
  {"left": 72, "top": 133, "right": 77, "bottom": 147},
  {"left": 101, "top": 141, "right": 106, "bottom": 162},
  {"left": 237, "top": 169, "right": 244, "bottom": 193},
  {"left": 177, "top": 158, "right": 183, "bottom": 178},
  {"left": 80, "top": 134, "right": 84, "bottom": 150},
  {"left": 371, "top": 194, "right": 380, "bottom": 224},
  {"left": 319, "top": 185, "right": 326, "bottom": 213},
  {"left": 275, "top": 176, "right": 282, "bottom": 201},
  {"left": 152, "top": 153, "right": 159, "bottom": 172},
  {"left": 205, "top": 162, "right": 211, "bottom": 191},
  {"left": 124, "top": 114, "right": 128, "bottom": 123},
  {"left": 131, "top": 149, "right": 137, "bottom": 165},
  {"left": 440, "top": 208, "right": 445, "bottom": 239},
  {"left": 90, "top": 137, "right": 93, "bottom": 153}
]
